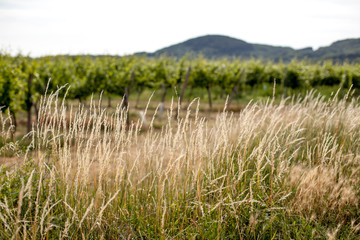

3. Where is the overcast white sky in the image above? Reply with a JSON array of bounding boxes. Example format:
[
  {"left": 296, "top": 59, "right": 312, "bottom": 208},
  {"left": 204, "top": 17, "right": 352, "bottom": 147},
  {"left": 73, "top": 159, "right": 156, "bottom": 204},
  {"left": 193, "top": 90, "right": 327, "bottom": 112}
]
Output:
[{"left": 1, "top": 0, "right": 359, "bottom": 57}]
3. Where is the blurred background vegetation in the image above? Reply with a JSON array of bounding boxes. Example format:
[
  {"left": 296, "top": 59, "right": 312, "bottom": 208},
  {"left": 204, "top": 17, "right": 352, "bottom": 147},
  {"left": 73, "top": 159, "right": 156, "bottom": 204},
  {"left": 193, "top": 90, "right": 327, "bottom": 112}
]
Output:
[{"left": 1, "top": 52, "right": 360, "bottom": 134}]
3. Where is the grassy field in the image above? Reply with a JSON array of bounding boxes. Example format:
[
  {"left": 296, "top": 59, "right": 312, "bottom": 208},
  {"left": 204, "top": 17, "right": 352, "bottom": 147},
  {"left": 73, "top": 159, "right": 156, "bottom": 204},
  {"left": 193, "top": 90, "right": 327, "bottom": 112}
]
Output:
[{"left": 1, "top": 89, "right": 360, "bottom": 239}]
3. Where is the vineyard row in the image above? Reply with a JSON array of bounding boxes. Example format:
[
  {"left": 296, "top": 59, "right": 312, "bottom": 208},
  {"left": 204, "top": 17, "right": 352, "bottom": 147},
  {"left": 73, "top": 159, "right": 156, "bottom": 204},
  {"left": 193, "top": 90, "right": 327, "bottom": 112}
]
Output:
[{"left": 1, "top": 54, "right": 359, "bottom": 132}]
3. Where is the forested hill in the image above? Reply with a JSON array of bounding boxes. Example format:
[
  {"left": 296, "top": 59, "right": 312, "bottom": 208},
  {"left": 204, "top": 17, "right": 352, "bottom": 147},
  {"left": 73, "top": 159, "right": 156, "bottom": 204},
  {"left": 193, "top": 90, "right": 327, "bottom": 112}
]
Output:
[{"left": 141, "top": 35, "right": 360, "bottom": 62}]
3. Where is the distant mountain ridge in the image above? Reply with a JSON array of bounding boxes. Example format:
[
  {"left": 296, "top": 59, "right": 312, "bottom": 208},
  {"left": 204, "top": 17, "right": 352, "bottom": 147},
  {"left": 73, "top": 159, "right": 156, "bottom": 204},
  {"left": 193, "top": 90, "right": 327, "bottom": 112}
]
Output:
[{"left": 140, "top": 35, "right": 360, "bottom": 62}]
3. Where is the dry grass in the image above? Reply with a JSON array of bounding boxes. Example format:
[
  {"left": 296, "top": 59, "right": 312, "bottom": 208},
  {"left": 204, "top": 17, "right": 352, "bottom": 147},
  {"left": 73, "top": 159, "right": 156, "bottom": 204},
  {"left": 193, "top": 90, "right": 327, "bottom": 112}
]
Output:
[{"left": 1, "top": 89, "right": 360, "bottom": 239}]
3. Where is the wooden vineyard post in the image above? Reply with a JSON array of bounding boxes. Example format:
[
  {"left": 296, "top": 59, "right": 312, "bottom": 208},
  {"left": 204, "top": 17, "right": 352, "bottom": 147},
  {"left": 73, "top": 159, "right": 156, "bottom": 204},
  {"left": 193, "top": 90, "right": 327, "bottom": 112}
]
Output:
[
  {"left": 160, "top": 84, "right": 168, "bottom": 104},
  {"left": 228, "top": 69, "right": 245, "bottom": 106},
  {"left": 175, "top": 67, "right": 191, "bottom": 119},
  {"left": 159, "top": 84, "right": 168, "bottom": 119},
  {"left": 207, "top": 86, "right": 212, "bottom": 110},
  {"left": 108, "top": 95, "right": 112, "bottom": 108},
  {"left": 26, "top": 73, "right": 34, "bottom": 134},
  {"left": 123, "top": 71, "right": 134, "bottom": 127}
]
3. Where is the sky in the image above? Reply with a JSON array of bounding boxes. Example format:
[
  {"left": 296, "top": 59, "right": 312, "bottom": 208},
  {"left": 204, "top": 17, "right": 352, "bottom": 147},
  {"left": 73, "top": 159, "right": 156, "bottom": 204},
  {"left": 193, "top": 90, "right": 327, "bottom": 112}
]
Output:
[{"left": 0, "top": 0, "right": 359, "bottom": 57}]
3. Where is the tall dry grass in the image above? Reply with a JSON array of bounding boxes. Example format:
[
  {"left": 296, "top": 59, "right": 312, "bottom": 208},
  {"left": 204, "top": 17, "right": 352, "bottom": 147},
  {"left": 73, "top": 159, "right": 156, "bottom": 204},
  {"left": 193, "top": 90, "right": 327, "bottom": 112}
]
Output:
[{"left": 0, "top": 89, "right": 360, "bottom": 239}]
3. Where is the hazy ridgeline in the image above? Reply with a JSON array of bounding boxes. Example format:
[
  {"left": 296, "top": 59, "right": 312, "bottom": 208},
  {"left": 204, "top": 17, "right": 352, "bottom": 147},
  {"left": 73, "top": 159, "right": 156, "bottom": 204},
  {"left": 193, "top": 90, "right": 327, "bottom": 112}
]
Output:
[{"left": 1, "top": 89, "right": 360, "bottom": 239}]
